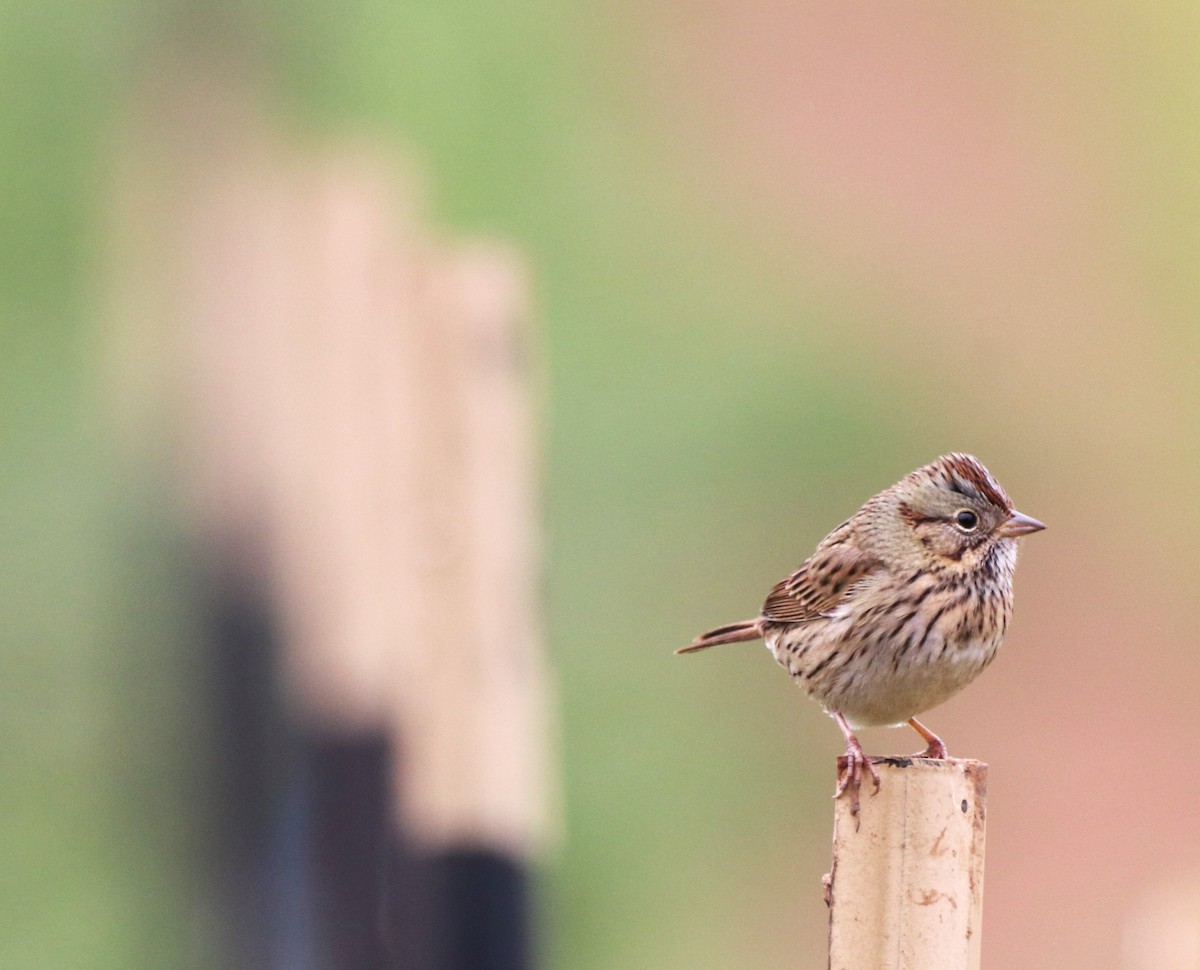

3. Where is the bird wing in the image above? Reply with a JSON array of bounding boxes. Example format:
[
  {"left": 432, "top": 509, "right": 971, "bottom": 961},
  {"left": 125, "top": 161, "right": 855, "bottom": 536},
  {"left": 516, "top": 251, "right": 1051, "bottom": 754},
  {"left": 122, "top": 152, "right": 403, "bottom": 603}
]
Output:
[{"left": 761, "top": 536, "right": 882, "bottom": 624}]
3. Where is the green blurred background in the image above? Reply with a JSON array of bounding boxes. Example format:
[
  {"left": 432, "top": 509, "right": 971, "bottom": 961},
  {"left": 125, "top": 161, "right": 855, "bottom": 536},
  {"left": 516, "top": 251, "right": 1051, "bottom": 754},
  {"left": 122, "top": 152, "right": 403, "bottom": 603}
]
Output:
[{"left": 5, "top": 2, "right": 1200, "bottom": 968}]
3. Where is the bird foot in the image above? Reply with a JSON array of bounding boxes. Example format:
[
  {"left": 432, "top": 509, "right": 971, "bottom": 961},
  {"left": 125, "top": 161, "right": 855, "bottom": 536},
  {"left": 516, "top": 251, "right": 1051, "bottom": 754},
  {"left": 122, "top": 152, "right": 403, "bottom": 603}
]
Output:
[
  {"left": 835, "top": 738, "right": 881, "bottom": 823},
  {"left": 905, "top": 718, "right": 948, "bottom": 760},
  {"left": 913, "top": 738, "right": 949, "bottom": 760}
]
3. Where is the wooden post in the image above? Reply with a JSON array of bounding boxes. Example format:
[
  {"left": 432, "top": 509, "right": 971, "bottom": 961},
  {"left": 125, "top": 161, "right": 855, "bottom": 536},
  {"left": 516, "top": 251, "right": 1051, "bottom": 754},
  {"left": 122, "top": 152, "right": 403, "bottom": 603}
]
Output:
[
  {"left": 826, "top": 758, "right": 988, "bottom": 970},
  {"left": 106, "top": 80, "right": 552, "bottom": 967}
]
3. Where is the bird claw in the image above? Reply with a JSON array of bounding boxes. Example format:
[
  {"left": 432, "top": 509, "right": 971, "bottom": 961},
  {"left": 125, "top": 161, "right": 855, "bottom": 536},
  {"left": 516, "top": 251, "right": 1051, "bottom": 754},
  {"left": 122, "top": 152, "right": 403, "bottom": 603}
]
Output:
[
  {"left": 913, "top": 738, "right": 949, "bottom": 760},
  {"left": 906, "top": 717, "right": 948, "bottom": 760},
  {"left": 835, "top": 739, "right": 880, "bottom": 823}
]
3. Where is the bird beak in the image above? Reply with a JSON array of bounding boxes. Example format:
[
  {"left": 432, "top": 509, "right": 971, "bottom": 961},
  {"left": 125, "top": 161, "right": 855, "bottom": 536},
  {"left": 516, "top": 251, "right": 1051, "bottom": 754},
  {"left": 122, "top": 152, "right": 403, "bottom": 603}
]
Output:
[{"left": 997, "top": 510, "right": 1046, "bottom": 538}]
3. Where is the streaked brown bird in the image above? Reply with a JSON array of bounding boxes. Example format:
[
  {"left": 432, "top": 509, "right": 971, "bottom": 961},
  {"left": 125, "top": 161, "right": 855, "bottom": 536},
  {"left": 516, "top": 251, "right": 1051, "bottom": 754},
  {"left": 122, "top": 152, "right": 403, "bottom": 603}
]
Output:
[{"left": 678, "top": 453, "right": 1044, "bottom": 815}]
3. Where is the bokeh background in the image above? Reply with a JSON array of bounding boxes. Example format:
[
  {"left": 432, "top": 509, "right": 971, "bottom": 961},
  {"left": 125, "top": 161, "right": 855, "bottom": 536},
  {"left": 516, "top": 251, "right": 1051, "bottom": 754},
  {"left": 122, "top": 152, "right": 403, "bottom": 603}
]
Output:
[{"left": 5, "top": 2, "right": 1200, "bottom": 968}]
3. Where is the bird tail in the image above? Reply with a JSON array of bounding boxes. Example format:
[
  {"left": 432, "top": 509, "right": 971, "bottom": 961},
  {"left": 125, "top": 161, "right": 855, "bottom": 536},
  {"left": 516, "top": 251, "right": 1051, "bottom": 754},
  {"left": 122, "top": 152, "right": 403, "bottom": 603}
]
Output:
[{"left": 675, "top": 619, "right": 764, "bottom": 655}]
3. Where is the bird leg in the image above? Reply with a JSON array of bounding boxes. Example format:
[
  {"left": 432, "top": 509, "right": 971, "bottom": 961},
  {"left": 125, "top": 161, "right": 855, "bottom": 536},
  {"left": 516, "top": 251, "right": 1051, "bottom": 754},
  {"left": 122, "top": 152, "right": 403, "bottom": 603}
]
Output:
[
  {"left": 907, "top": 716, "right": 948, "bottom": 759},
  {"left": 832, "top": 711, "right": 880, "bottom": 820}
]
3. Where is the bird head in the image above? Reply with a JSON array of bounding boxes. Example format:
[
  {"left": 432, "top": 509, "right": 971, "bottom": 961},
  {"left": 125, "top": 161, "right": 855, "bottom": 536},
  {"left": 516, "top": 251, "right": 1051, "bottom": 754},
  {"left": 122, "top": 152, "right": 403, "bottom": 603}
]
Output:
[{"left": 875, "top": 453, "right": 1045, "bottom": 572}]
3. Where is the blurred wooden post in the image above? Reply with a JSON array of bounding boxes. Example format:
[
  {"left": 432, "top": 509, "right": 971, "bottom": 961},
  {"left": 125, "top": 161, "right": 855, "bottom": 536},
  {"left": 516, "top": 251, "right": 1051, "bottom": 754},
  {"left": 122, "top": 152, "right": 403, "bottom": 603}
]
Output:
[
  {"left": 826, "top": 758, "right": 988, "bottom": 970},
  {"left": 106, "top": 76, "right": 552, "bottom": 968}
]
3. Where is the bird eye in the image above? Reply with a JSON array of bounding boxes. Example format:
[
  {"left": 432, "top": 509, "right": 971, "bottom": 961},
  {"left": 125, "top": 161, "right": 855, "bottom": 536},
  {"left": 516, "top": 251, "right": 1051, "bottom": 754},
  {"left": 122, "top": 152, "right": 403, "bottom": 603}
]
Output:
[{"left": 955, "top": 510, "right": 978, "bottom": 530}]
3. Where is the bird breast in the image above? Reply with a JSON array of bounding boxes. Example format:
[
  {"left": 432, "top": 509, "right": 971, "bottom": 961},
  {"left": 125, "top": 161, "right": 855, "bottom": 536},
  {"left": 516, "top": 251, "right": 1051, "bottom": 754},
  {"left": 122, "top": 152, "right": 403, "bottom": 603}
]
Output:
[{"left": 766, "top": 544, "right": 1016, "bottom": 729}]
